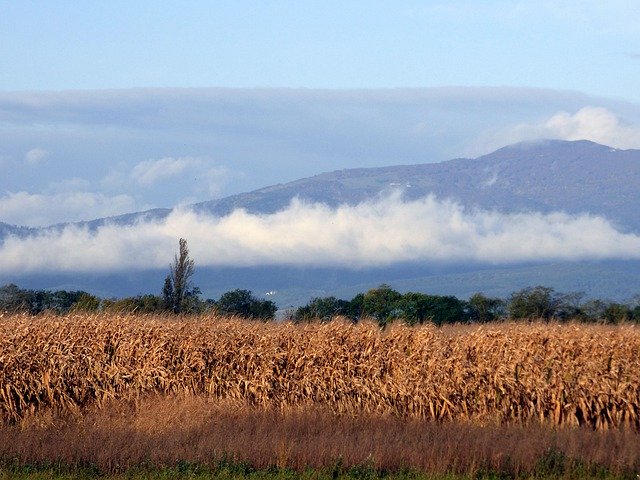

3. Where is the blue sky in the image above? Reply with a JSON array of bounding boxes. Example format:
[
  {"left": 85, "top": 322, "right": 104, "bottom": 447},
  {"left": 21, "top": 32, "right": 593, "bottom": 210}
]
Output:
[
  {"left": 1, "top": 1, "right": 640, "bottom": 229},
  {"left": 1, "top": 1, "right": 639, "bottom": 100},
  {"left": 3, "top": 1, "right": 640, "bottom": 277}
]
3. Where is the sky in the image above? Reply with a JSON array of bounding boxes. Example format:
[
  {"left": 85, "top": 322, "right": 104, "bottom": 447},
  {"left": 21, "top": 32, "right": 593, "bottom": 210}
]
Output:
[
  {"left": 1, "top": 1, "right": 639, "bottom": 98},
  {"left": 2, "top": 1, "right": 640, "bottom": 275}
]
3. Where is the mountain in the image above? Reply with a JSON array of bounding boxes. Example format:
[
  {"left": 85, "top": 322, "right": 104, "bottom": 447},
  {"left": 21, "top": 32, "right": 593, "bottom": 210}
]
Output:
[
  {"left": 191, "top": 139, "right": 640, "bottom": 232},
  {"left": 5, "top": 139, "right": 639, "bottom": 235},
  {"left": 3, "top": 139, "right": 640, "bottom": 304},
  {"left": 0, "top": 222, "right": 36, "bottom": 239}
]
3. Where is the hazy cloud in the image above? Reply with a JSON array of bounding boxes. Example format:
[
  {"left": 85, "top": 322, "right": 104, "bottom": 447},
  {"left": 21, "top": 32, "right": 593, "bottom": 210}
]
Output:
[
  {"left": 2, "top": 88, "right": 640, "bottom": 225},
  {"left": 481, "top": 107, "right": 640, "bottom": 152},
  {"left": 132, "top": 157, "right": 204, "bottom": 186},
  {"left": 542, "top": 107, "right": 640, "bottom": 149},
  {"left": 0, "top": 191, "right": 137, "bottom": 227},
  {"left": 1, "top": 195, "right": 639, "bottom": 273},
  {"left": 24, "top": 148, "right": 48, "bottom": 165}
]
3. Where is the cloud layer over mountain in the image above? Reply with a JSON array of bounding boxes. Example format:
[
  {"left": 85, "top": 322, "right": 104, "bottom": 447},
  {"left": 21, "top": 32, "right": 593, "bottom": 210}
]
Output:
[
  {"left": 2, "top": 88, "right": 640, "bottom": 226},
  {"left": 2, "top": 195, "right": 639, "bottom": 274}
]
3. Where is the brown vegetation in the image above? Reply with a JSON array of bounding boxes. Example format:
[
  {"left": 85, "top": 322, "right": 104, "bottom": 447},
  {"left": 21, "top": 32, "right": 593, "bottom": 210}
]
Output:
[
  {"left": 2, "top": 395, "right": 640, "bottom": 476},
  {"left": 1, "top": 313, "right": 639, "bottom": 429}
]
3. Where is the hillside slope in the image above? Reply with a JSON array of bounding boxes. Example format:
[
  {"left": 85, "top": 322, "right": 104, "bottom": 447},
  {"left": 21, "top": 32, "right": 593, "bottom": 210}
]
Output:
[{"left": 192, "top": 140, "right": 640, "bottom": 231}]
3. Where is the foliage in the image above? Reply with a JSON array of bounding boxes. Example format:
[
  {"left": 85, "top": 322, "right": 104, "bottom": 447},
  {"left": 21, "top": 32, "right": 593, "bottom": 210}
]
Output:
[
  {"left": 397, "top": 292, "right": 467, "bottom": 326},
  {"left": 602, "top": 302, "right": 634, "bottom": 324},
  {"left": 294, "top": 296, "right": 353, "bottom": 322},
  {"left": 508, "top": 286, "right": 580, "bottom": 320},
  {"left": 70, "top": 293, "right": 101, "bottom": 312},
  {"left": 164, "top": 238, "right": 198, "bottom": 314},
  {"left": 296, "top": 289, "right": 481, "bottom": 326},
  {"left": 361, "top": 284, "right": 402, "bottom": 325},
  {"left": 466, "top": 293, "right": 505, "bottom": 323},
  {"left": 4, "top": 276, "right": 640, "bottom": 326},
  {"left": 102, "top": 294, "right": 166, "bottom": 314},
  {"left": 0, "top": 284, "right": 88, "bottom": 315},
  {"left": 214, "top": 289, "right": 277, "bottom": 320}
]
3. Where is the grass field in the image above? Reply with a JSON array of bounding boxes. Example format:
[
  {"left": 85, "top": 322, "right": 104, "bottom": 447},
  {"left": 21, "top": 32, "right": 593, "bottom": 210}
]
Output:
[{"left": 1, "top": 313, "right": 639, "bottom": 478}]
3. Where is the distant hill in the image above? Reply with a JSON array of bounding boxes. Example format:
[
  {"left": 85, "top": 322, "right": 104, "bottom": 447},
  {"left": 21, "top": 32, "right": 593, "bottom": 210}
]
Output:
[
  {"left": 191, "top": 140, "right": 640, "bottom": 232},
  {"left": 0, "top": 222, "right": 35, "bottom": 238},
  {"left": 5, "top": 139, "right": 639, "bottom": 235},
  {"left": 3, "top": 139, "right": 640, "bottom": 304}
]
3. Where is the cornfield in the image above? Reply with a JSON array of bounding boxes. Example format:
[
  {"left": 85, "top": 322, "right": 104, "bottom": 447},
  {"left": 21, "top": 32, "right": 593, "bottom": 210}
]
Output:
[{"left": 1, "top": 313, "right": 639, "bottom": 429}]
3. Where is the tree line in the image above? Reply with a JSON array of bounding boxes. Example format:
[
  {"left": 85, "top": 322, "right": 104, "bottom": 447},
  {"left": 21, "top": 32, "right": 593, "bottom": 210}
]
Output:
[
  {"left": 0, "top": 283, "right": 277, "bottom": 319},
  {"left": 2, "top": 239, "right": 640, "bottom": 324},
  {"left": 292, "top": 284, "right": 640, "bottom": 325},
  {"left": 0, "top": 239, "right": 276, "bottom": 319},
  {"left": 2, "top": 282, "right": 640, "bottom": 325}
]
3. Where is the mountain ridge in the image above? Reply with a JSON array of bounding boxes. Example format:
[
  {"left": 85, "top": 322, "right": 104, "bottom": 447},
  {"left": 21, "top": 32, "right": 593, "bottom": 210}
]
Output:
[
  {"left": 3, "top": 139, "right": 638, "bottom": 235},
  {"left": 191, "top": 139, "right": 640, "bottom": 231},
  {"left": 3, "top": 139, "right": 640, "bottom": 303}
]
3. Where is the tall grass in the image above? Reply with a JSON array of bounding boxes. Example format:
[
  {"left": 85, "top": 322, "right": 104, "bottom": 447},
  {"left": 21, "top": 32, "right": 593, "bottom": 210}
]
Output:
[
  {"left": 1, "top": 313, "right": 639, "bottom": 429},
  {"left": 3, "top": 395, "right": 640, "bottom": 477}
]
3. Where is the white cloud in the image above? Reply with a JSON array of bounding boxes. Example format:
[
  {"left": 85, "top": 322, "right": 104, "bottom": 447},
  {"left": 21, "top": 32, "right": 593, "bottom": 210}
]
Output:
[
  {"left": 132, "top": 157, "right": 204, "bottom": 186},
  {"left": 542, "top": 107, "right": 640, "bottom": 149},
  {"left": 100, "top": 156, "right": 228, "bottom": 203},
  {"left": 477, "top": 107, "right": 640, "bottom": 154},
  {"left": 1, "top": 195, "right": 639, "bottom": 274},
  {"left": 24, "top": 148, "right": 48, "bottom": 165},
  {"left": 0, "top": 191, "right": 137, "bottom": 227}
]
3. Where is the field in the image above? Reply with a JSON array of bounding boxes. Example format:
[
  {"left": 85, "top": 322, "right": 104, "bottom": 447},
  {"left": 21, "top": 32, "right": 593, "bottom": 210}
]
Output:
[{"left": 1, "top": 313, "right": 640, "bottom": 478}]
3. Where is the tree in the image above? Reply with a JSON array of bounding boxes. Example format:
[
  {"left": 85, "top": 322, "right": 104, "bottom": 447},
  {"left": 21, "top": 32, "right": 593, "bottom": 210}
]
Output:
[
  {"left": 362, "top": 284, "right": 402, "bottom": 326},
  {"left": 215, "top": 289, "right": 277, "bottom": 320},
  {"left": 103, "top": 295, "right": 165, "bottom": 313},
  {"left": 294, "top": 296, "right": 352, "bottom": 322},
  {"left": 603, "top": 303, "right": 632, "bottom": 324},
  {"left": 508, "top": 286, "right": 578, "bottom": 321},
  {"left": 0, "top": 284, "right": 89, "bottom": 314},
  {"left": 164, "top": 238, "right": 197, "bottom": 314},
  {"left": 70, "top": 293, "right": 101, "bottom": 312},
  {"left": 466, "top": 293, "right": 505, "bottom": 323},
  {"left": 0, "top": 284, "right": 30, "bottom": 313},
  {"left": 397, "top": 292, "right": 467, "bottom": 326}
]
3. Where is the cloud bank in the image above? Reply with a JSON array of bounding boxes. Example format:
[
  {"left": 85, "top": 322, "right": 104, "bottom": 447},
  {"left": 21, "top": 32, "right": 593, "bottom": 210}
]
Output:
[
  {"left": 0, "top": 191, "right": 137, "bottom": 227},
  {"left": 2, "top": 88, "right": 640, "bottom": 226},
  {"left": 2, "top": 195, "right": 639, "bottom": 274},
  {"left": 487, "top": 106, "right": 640, "bottom": 151}
]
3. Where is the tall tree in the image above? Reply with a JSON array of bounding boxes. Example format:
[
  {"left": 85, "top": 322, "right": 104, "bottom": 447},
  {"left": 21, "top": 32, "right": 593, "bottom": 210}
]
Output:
[
  {"left": 166, "top": 238, "right": 196, "bottom": 314},
  {"left": 215, "top": 289, "right": 277, "bottom": 320}
]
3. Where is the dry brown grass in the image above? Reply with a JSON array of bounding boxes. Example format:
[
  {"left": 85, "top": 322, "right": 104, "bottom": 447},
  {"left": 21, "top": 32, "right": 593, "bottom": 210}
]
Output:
[
  {"left": 2, "top": 395, "right": 640, "bottom": 476},
  {"left": 1, "top": 312, "right": 639, "bottom": 429}
]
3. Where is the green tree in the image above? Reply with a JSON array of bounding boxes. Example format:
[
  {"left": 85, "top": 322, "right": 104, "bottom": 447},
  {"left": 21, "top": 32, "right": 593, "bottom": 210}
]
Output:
[
  {"left": 508, "top": 286, "right": 569, "bottom": 320},
  {"left": 215, "top": 289, "right": 277, "bottom": 320},
  {"left": 294, "top": 296, "right": 352, "bottom": 322},
  {"left": 347, "top": 293, "right": 365, "bottom": 322},
  {"left": 102, "top": 295, "right": 165, "bottom": 314},
  {"left": 602, "top": 303, "right": 631, "bottom": 324},
  {"left": 70, "top": 293, "right": 101, "bottom": 312},
  {"left": 0, "top": 284, "right": 89, "bottom": 315},
  {"left": 397, "top": 292, "right": 467, "bottom": 326},
  {"left": 164, "top": 238, "right": 198, "bottom": 314},
  {"left": 362, "top": 284, "right": 402, "bottom": 326},
  {"left": 162, "top": 275, "right": 174, "bottom": 311},
  {"left": 0, "top": 284, "right": 30, "bottom": 313},
  {"left": 466, "top": 293, "right": 505, "bottom": 323}
]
